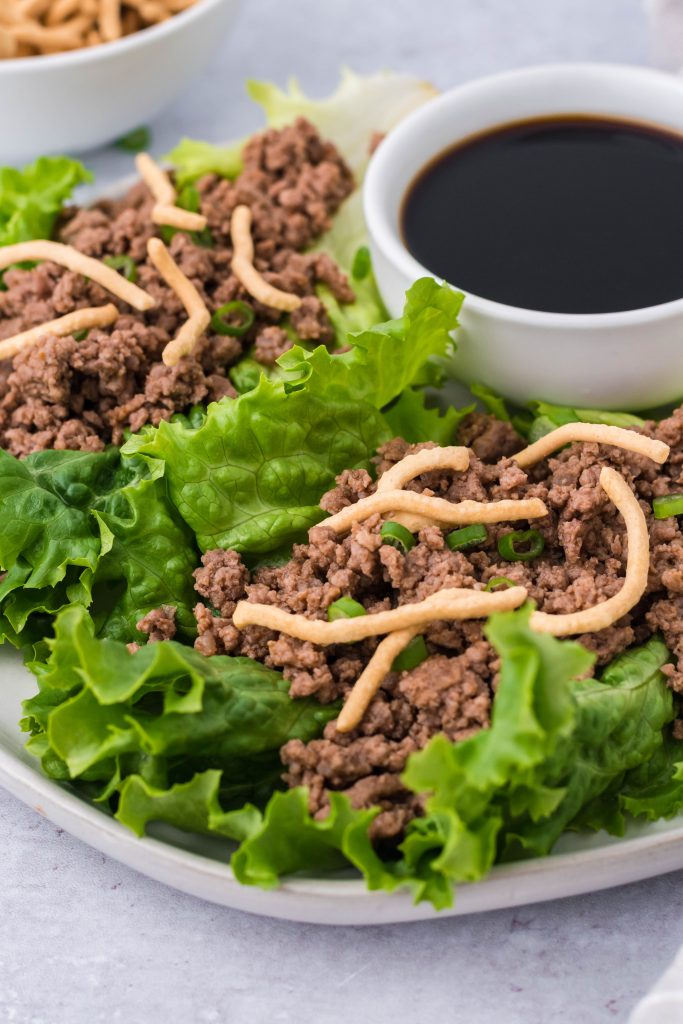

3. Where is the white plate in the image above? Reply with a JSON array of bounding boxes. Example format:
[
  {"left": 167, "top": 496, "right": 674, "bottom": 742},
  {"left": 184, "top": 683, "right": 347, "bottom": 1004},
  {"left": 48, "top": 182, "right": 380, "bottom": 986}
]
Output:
[{"left": 2, "top": 647, "right": 683, "bottom": 924}]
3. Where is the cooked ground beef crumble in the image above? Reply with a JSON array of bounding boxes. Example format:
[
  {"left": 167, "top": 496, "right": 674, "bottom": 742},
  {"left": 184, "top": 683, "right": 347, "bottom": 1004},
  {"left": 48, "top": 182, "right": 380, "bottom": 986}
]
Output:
[
  {"left": 0, "top": 117, "right": 355, "bottom": 457},
  {"left": 163, "top": 406, "right": 683, "bottom": 842}
]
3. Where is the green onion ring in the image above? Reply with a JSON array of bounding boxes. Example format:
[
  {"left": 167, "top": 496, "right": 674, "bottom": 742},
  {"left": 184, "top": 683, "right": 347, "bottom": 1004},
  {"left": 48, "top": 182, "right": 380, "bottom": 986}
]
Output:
[
  {"left": 177, "top": 184, "right": 201, "bottom": 213},
  {"left": 103, "top": 254, "right": 138, "bottom": 283},
  {"left": 485, "top": 576, "right": 517, "bottom": 592},
  {"left": 652, "top": 494, "right": 683, "bottom": 519},
  {"left": 327, "top": 597, "right": 367, "bottom": 622},
  {"left": 446, "top": 523, "right": 487, "bottom": 552},
  {"left": 351, "top": 245, "right": 371, "bottom": 280},
  {"left": 497, "top": 529, "right": 545, "bottom": 562},
  {"left": 392, "top": 635, "right": 429, "bottom": 673},
  {"left": 211, "top": 301, "right": 255, "bottom": 337},
  {"left": 380, "top": 521, "right": 415, "bottom": 553},
  {"left": 115, "top": 126, "right": 150, "bottom": 152}
]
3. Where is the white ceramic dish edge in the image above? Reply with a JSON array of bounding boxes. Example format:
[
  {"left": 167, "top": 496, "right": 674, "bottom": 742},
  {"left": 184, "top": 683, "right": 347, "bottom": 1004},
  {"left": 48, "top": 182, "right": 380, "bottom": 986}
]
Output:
[
  {"left": 0, "top": 0, "right": 240, "bottom": 162},
  {"left": 364, "top": 62, "right": 683, "bottom": 410}
]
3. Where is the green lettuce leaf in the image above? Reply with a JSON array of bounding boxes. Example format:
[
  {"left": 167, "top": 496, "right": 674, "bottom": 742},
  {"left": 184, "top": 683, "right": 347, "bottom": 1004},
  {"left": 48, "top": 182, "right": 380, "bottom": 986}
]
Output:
[
  {"left": 278, "top": 278, "right": 462, "bottom": 410},
  {"left": 126, "top": 372, "right": 388, "bottom": 555},
  {"left": 311, "top": 193, "right": 388, "bottom": 337},
  {"left": 469, "top": 382, "right": 512, "bottom": 422},
  {"left": 383, "top": 388, "right": 471, "bottom": 446},
  {"left": 526, "top": 401, "right": 645, "bottom": 444},
  {"left": 162, "top": 138, "right": 243, "bottom": 188},
  {"left": 0, "top": 156, "right": 92, "bottom": 247},
  {"left": 465, "top": 384, "right": 645, "bottom": 443},
  {"left": 230, "top": 788, "right": 384, "bottom": 888},
  {"left": 0, "top": 448, "right": 198, "bottom": 644},
  {"left": 400, "top": 630, "right": 673, "bottom": 905},
  {"left": 89, "top": 462, "right": 198, "bottom": 641},
  {"left": 125, "top": 279, "right": 459, "bottom": 555},
  {"left": 396, "top": 608, "right": 594, "bottom": 903},
  {"left": 500, "top": 634, "right": 674, "bottom": 859},
  {"left": 167, "top": 71, "right": 435, "bottom": 188},
  {"left": 573, "top": 733, "right": 683, "bottom": 835},
  {"left": 619, "top": 736, "right": 683, "bottom": 822},
  {"left": 247, "top": 69, "right": 436, "bottom": 178},
  {"left": 23, "top": 605, "right": 336, "bottom": 815}
]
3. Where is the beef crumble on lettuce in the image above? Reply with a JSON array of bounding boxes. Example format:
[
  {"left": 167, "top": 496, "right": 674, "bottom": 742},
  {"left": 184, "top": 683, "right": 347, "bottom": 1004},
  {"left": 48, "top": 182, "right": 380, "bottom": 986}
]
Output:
[
  {"left": 0, "top": 121, "right": 354, "bottom": 456},
  {"left": 0, "top": 71, "right": 433, "bottom": 457}
]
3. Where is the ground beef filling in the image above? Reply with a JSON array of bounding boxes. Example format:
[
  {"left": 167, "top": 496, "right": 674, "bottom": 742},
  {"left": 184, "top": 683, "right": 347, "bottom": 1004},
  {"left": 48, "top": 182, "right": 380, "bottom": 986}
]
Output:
[
  {"left": 0, "top": 117, "right": 354, "bottom": 457},
  {"left": 189, "top": 406, "right": 683, "bottom": 841}
]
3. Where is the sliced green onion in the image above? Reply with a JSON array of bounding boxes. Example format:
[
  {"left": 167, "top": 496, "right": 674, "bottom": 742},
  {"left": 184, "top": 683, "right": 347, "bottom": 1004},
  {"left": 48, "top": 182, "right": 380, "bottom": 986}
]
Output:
[
  {"left": 351, "top": 245, "right": 371, "bottom": 280},
  {"left": 193, "top": 227, "right": 215, "bottom": 248},
  {"left": 103, "top": 254, "right": 138, "bottom": 283},
  {"left": 653, "top": 494, "right": 683, "bottom": 519},
  {"left": 116, "top": 126, "right": 151, "bottom": 152},
  {"left": 497, "top": 529, "right": 545, "bottom": 562},
  {"left": 485, "top": 576, "right": 516, "bottom": 592},
  {"left": 446, "top": 523, "right": 487, "bottom": 551},
  {"left": 380, "top": 521, "right": 415, "bottom": 553},
  {"left": 161, "top": 223, "right": 214, "bottom": 247},
  {"left": 211, "top": 300, "right": 255, "bottom": 337},
  {"left": 327, "top": 597, "right": 367, "bottom": 622},
  {"left": 177, "top": 184, "right": 200, "bottom": 213},
  {"left": 73, "top": 329, "right": 88, "bottom": 341},
  {"left": 392, "top": 635, "right": 428, "bottom": 673}
]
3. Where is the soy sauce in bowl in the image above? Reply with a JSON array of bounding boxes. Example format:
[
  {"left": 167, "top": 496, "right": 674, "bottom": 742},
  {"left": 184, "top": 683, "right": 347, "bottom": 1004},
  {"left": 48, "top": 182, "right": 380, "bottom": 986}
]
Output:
[{"left": 401, "top": 116, "right": 683, "bottom": 314}]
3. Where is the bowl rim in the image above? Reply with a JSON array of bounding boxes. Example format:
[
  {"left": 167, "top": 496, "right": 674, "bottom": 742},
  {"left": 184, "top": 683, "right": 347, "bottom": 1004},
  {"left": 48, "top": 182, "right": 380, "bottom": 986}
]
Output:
[
  {"left": 0, "top": 0, "right": 233, "bottom": 73},
  {"left": 363, "top": 61, "right": 683, "bottom": 329}
]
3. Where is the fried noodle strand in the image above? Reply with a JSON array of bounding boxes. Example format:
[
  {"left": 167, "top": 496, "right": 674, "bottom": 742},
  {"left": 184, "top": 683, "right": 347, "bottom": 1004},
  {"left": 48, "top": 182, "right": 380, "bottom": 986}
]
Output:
[
  {"left": 323, "top": 490, "right": 548, "bottom": 535},
  {"left": 233, "top": 585, "right": 528, "bottom": 645},
  {"left": 513, "top": 423, "right": 669, "bottom": 469},
  {"left": 530, "top": 467, "right": 649, "bottom": 636},
  {"left": 376, "top": 445, "right": 471, "bottom": 531}
]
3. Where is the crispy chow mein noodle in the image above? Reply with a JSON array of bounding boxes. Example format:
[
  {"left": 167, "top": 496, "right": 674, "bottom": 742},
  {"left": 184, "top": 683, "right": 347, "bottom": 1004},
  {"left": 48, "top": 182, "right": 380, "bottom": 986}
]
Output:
[
  {"left": 151, "top": 203, "right": 208, "bottom": 232},
  {"left": 135, "top": 151, "right": 175, "bottom": 205},
  {"left": 0, "top": 303, "right": 118, "bottom": 359},
  {"left": 0, "top": 240, "right": 155, "bottom": 310},
  {"left": 322, "top": 490, "right": 549, "bottom": 535},
  {"left": 375, "top": 445, "right": 471, "bottom": 531},
  {"left": 146, "top": 237, "right": 210, "bottom": 365},
  {"left": 530, "top": 466, "right": 650, "bottom": 636},
  {"left": 0, "top": 0, "right": 199, "bottom": 55},
  {"left": 336, "top": 627, "right": 421, "bottom": 734},
  {"left": 513, "top": 422, "right": 669, "bottom": 469},
  {"left": 136, "top": 152, "right": 208, "bottom": 234},
  {"left": 230, "top": 204, "right": 303, "bottom": 312},
  {"left": 233, "top": 585, "right": 529, "bottom": 644}
]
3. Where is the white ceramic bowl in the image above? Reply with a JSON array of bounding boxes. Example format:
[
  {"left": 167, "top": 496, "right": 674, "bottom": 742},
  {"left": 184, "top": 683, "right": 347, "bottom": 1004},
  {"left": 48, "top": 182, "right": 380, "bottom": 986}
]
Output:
[
  {"left": 364, "top": 63, "right": 683, "bottom": 410},
  {"left": 0, "top": 0, "right": 239, "bottom": 164}
]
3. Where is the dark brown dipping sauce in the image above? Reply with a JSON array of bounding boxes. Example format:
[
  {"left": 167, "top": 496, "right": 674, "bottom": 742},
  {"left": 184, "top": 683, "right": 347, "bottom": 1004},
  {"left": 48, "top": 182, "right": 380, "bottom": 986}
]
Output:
[{"left": 401, "top": 115, "right": 683, "bottom": 314}]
